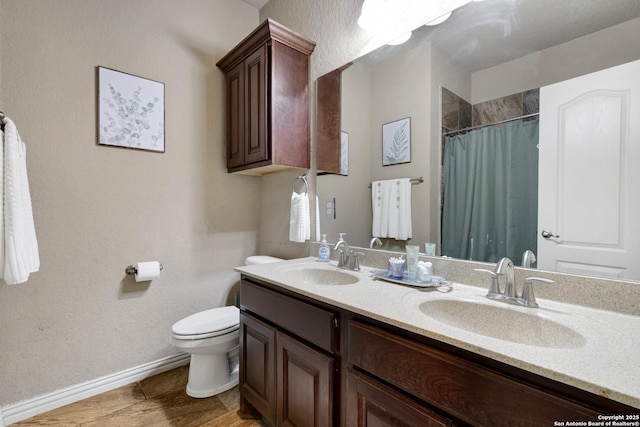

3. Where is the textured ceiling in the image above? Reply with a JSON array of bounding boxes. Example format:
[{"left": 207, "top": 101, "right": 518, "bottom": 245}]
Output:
[{"left": 360, "top": 0, "right": 640, "bottom": 71}]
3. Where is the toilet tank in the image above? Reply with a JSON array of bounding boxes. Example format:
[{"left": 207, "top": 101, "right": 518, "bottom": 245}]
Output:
[{"left": 245, "top": 255, "right": 283, "bottom": 266}]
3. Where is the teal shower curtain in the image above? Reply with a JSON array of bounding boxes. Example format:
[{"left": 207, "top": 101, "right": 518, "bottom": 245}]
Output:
[{"left": 441, "top": 119, "right": 539, "bottom": 266}]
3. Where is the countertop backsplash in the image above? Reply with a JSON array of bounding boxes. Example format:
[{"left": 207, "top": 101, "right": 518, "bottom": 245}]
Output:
[{"left": 308, "top": 242, "right": 640, "bottom": 316}]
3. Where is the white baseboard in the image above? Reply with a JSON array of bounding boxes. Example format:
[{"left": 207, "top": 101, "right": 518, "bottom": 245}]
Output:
[{"left": 0, "top": 353, "right": 190, "bottom": 426}]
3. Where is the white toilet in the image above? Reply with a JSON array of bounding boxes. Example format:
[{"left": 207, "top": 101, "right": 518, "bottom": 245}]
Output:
[{"left": 171, "top": 255, "right": 283, "bottom": 398}]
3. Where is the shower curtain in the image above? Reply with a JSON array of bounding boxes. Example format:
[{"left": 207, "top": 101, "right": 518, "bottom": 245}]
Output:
[{"left": 441, "top": 119, "right": 539, "bottom": 266}]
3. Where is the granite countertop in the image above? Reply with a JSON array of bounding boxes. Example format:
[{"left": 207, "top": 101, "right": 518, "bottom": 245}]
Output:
[{"left": 236, "top": 257, "right": 640, "bottom": 409}]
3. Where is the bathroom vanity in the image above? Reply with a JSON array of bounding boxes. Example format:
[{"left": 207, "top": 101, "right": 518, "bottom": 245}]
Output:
[{"left": 236, "top": 258, "right": 639, "bottom": 426}]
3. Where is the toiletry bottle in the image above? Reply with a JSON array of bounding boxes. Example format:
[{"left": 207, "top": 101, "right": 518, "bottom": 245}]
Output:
[
  {"left": 318, "top": 234, "right": 330, "bottom": 262},
  {"left": 406, "top": 245, "right": 420, "bottom": 282}
]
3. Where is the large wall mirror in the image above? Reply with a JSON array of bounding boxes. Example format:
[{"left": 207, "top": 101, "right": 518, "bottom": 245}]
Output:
[{"left": 316, "top": 0, "right": 640, "bottom": 281}]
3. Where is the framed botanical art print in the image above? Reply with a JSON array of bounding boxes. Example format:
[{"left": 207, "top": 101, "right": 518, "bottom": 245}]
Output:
[
  {"left": 98, "top": 67, "right": 165, "bottom": 152},
  {"left": 382, "top": 117, "right": 411, "bottom": 166}
]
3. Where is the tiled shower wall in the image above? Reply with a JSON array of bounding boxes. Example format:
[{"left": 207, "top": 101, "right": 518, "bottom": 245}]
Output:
[{"left": 441, "top": 87, "right": 540, "bottom": 134}]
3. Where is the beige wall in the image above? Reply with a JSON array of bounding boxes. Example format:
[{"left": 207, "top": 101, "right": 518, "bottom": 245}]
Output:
[
  {"left": 472, "top": 17, "right": 640, "bottom": 103},
  {"left": 0, "top": 0, "right": 259, "bottom": 406}
]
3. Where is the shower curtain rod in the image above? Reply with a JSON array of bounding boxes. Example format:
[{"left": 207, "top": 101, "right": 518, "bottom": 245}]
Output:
[{"left": 443, "top": 113, "right": 539, "bottom": 137}]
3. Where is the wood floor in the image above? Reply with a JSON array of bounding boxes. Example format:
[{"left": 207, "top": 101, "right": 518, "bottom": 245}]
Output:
[{"left": 13, "top": 365, "right": 265, "bottom": 426}]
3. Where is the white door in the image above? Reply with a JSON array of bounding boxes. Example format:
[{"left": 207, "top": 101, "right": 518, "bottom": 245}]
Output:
[{"left": 538, "top": 59, "right": 640, "bottom": 280}]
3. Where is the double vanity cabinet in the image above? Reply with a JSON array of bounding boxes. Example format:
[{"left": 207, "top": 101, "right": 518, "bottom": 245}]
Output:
[
  {"left": 216, "top": 19, "right": 315, "bottom": 175},
  {"left": 237, "top": 267, "right": 638, "bottom": 427}
]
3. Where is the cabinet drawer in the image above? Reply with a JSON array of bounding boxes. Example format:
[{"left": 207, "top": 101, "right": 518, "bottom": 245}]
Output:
[
  {"left": 346, "top": 368, "right": 454, "bottom": 427},
  {"left": 241, "top": 279, "right": 336, "bottom": 353},
  {"left": 348, "top": 320, "right": 601, "bottom": 427}
]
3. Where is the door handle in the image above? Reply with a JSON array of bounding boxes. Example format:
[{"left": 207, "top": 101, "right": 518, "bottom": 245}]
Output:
[{"left": 541, "top": 229, "right": 560, "bottom": 239}]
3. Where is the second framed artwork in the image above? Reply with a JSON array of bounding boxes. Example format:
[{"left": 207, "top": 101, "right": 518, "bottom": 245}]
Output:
[
  {"left": 382, "top": 117, "right": 411, "bottom": 166},
  {"left": 98, "top": 66, "right": 165, "bottom": 153}
]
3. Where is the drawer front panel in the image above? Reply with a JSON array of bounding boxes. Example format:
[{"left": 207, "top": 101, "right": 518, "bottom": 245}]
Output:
[
  {"left": 241, "top": 279, "right": 336, "bottom": 353},
  {"left": 346, "top": 368, "right": 454, "bottom": 427},
  {"left": 348, "top": 320, "right": 601, "bottom": 427}
]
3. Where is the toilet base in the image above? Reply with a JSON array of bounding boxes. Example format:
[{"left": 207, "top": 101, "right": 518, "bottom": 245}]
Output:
[
  {"left": 186, "top": 348, "right": 239, "bottom": 398},
  {"left": 186, "top": 370, "right": 238, "bottom": 398}
]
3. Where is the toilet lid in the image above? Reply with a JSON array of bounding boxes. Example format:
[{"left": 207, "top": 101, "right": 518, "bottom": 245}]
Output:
[{"left": 172, "top": 306, "right": 239, "bottom": 338}]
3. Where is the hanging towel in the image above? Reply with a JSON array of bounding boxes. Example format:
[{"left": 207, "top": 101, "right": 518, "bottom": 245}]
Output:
[
  {"left": 371, "top": 178, "right": 412, "bottom": 240},
  {"left": 0, "top": 116, "right": 40, "bottom": 284},
  {"left": 289, "top": 190, "right": 310, "bottom": 243},
  {"left": 315, "top": 195, "right": 321, "bottom": 242}
]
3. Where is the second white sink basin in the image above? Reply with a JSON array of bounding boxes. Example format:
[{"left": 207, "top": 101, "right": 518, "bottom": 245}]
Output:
[
  {"left": 275, "top": 264, "right": 359, "bottom": 285},
  {"left": 419, "top": 299, "right": 586, "bottom": 348}
]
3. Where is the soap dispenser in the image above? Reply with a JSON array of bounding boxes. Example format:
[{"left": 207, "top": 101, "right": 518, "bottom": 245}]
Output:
[{"left": 318, "top": 234, "right": 330, "bottom": 262}]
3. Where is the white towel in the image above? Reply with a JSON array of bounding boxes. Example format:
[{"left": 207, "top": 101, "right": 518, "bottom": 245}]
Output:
[
  {"left": 289, "top": 190, "right": 310, "bottom": 243},
  {"left": 315, "top": 195, "right": 321, "bottom": 242},
  {"left": 0, "top": 117, "right": 40, "bottom": 284},
  {"left": 371, "top": 178, "right": 412, "bottom": 240}
]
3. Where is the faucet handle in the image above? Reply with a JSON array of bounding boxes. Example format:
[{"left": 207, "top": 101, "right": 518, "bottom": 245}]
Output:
[
  {"left": 521, "top": 277, "right": 554, "bottom": 308},
  {"left": 352, "top": 251, "right": 365, "bottom": 271},
  {"left": 474, "top": 268, "right": 501, "bottom": 296}
]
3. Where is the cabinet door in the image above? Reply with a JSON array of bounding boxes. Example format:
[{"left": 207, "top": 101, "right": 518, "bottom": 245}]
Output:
[
  {"left": 276, "top": 331, "right": 334, "bottom": 427},
  {"left": 346, "top": 368, "right": 454, "bottom": 427},
  {"left": 240, "top": 313, "right": 276, "bottom": 425},
  {"left": 244, "top": 46, "right": 268, "bottom": 165},
  {"left": 225, "top": 61, "right": 245, "bottom": 168}
]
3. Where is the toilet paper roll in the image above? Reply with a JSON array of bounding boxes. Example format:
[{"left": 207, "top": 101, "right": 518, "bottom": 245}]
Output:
[{"left": 135, "top": 261, "right": 161, "bottom": 282}]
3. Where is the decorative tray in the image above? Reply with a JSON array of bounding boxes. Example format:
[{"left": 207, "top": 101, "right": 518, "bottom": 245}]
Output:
[{"left": 370, "top": 270, "right": 452, "bottom": 290}]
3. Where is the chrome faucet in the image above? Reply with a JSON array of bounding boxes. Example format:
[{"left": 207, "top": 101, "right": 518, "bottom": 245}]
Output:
[
  {"left": 334, "top": 239, "right": 363, "bottom": 271},
  {"left": 475, "top": 257, "right": 554, "bottom": 308},
  {"left": 521, "top": 250, "right": 536, "bottom": 268},
  {"left": 495, "top": 257, "right": 516, "bottom": 298},
  {"left": 369, "top": 237, "right": 382, "bottom": 249}
]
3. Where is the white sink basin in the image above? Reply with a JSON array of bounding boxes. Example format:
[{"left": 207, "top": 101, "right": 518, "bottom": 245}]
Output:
[
  {"left": 419, "top": 299, "right": 586, "bottom": 348},
  {"left": 275, "top": 264, "right": 359, "bottom": 285}
]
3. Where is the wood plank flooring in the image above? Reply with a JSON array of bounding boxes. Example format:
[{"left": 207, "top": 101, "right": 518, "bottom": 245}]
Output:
[{"left": 13, "top": 365, "right": 265, "bottom": 426}]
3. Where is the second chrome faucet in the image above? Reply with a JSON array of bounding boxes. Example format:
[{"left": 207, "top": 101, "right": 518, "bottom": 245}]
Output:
[{"left": 475, "top": 257, "right": 554, "bottom": 308}]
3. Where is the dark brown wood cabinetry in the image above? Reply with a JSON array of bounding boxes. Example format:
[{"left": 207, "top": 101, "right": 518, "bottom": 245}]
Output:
[
  {"left": 239, "top": 275, "right": 637, "bottom": 426},
  {"left": 217, "top": 19, "right": 315, "bottom": 175},
  {"left": 240, "top": 279, "right": 337, "bottom": 426},
  {"left": 239, "top": 312, "right": 276, "bottom": 424},
  {"left": 346, "top": 368, "right": 453, "bottom": 427}
]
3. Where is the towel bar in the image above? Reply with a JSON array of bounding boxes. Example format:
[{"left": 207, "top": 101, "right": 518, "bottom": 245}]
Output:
[{"left": 368, "top": 177, "right": 423, "bottom": 188}]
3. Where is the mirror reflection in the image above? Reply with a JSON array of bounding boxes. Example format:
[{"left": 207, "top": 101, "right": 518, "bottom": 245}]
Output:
[{"left": 316, "top": 0, "right": 640, "bottom": 280}]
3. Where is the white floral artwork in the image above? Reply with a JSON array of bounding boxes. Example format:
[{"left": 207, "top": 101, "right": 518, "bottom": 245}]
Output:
[
  {"left": 382, "top": 117, "right": 411, "bottom": 166},
  {"left": 98, "top": 67, "right": 165, "bottom": 152},
  {"left": 340, "top": 131, "right": 349, "bottom": 175}
]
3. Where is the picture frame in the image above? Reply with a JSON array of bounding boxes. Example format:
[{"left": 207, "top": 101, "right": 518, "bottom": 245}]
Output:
[
  {"left": 340, "top": 131, "right": 349, "bottom": 175},
  {"left": 382, "top": 117, "right": 411, "bottom": 166},
  {"left": 98, "top": 66, "right": 165, "bottom": 152}
]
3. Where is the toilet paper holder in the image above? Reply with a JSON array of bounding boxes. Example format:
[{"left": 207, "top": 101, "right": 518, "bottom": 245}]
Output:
[{"left": 125, "top": 263, "right": 164, "bottom": 275}]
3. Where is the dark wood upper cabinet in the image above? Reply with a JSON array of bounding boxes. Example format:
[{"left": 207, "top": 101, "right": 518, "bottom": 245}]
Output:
[
  {"left": 316, "top": 68, "right": 342, "bottom": 174},
  {"left": 217, "top": 19, "right": 315, "bottom": 175},
  {"left": 316, "top": 64, "right": 351, "bottom": 175}
]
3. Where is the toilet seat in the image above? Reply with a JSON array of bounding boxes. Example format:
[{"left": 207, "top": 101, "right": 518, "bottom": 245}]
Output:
[{"left": 172, "top": 306, "right": 239, "bottom": 340}]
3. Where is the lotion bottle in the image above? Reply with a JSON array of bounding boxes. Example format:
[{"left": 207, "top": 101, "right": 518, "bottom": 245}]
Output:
[{"left": 318, "top": 234, "right": 330, "bottom": 262}]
